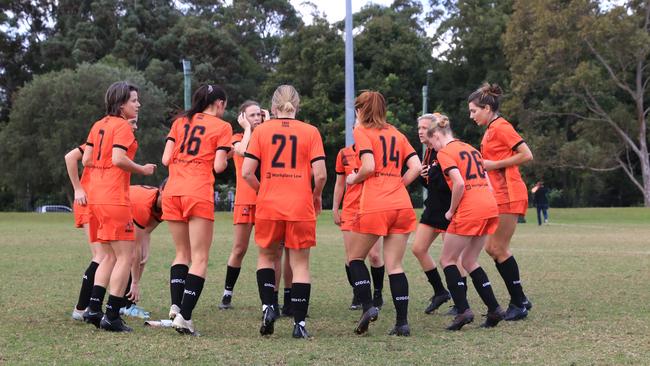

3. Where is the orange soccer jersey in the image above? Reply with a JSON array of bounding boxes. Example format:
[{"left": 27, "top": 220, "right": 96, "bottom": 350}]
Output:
[
  {"left": 85, "top": 116, "right": 137, "bottom": 205},
  {"left": 232, "top": 133, "right": 257, "bottom": 205},
  {"left": 353, "top": 124, "right": 418, "bottom": 214},
  {"left": 129, "top": 185, "right": 162, "bottom": 229},
  {"left": 164, "top": 113, "right": 233, "bottom": 201},
  {"left": 245, "top": 118, "right": 325, "bottom": 221},
  {"left": 437, "top": 140, "right": 498, "bottom": 221},
  {"left": 335, "top": 145, "right": 362, "bottom": 216},
  {"left": 480, "top": 117, "right": 528, "bottom": 204}
]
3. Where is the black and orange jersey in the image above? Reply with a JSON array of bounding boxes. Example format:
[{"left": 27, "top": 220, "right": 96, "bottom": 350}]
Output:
[
  {"left": 165, "top": 113, "right": 233, "bottom": 201},
  {"left": 245, "top": 118, "right": 325, "bottom": 221},
  {"left": 85, "top": 116, "right": 137, "bottom": 205},
  {"left": 437, "top": 140, "right": 498, "bottom": 220},
  {"left": 480, "top": 116, "right": 528, "bottom": 204},
  {"left": 353, "top": 124, "right": 418, "bottom": 214}
]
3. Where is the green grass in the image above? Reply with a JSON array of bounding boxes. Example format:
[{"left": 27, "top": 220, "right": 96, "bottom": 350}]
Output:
[{"left": 1, "top": 208, "right": 649, "bottom": 365}]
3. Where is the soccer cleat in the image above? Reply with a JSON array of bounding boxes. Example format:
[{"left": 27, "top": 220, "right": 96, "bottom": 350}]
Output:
[
  {"left": 446, "top": 308, "right": 474, "bottom": 331},
  {"left": 349, "top": 295, "right": 362, "bottom": 310},
  {"left": 354, "top": 306, "right": 379, "bottom": 335},
  {"left": 388, "top": 323, "right": 411, "bottom": 336},
  {"left": 292, "top": 322, "right": 311, "bottom": 339},
  {"left": 480, "top": 306, "right": 506, "bottom": 328},
  {"left": 168, "top": 304, "right": 181, "bottom": 320},
  {"left": 172, "top": 313, "right": 198, "bottom": 336},
  {"left": 259, "top": 306, "right": 276, "bottom": 336},
  {"left": 372, "top": 290, "right": 384, "bottom": 309},
  {"left": 424, "top": 292, "right": 451, "bottom": 314},
  {"left": 504, "top": 303, "right": 528, "bottom": 321},
  {"left": 100, "top": 315, "right": 133, "bottom": 332},
  {"left": 281, "top": 303, "right": 293, "bottom": 317},
  {"left": 122, "top": 304, "right": 151, "bottom": 319},
  {"left": 445, "top": 305, "right": 459, "bottom": 316},
  {"left": 83, "top": 309, "right": 104, "bottom": 328},
  {"left": 522, "top": 297, "right": 533, "bottom": 311},
  {"left": 218, "top": 294, "right": 232, "bottom": 310},
  {"left": 72, "top": 308, "right": 85, "bottom": 321}
]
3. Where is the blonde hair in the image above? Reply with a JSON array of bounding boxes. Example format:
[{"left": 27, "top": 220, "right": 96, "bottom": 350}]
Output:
[
  {"left": 426, "top": 113, "right": 452, "bottom": 137},
  {"left": 271, "top": 85, "right": 300, "bottom": 114},
  {"left": 355, "top": 90, "right": 388, "bottom": 129}
]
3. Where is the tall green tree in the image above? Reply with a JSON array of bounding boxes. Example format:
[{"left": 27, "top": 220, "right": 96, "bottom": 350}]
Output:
[
  {"left": 426, "top": 0, "right": 513, "bottom": 145},
  {"left": 0, "top": 63, "right": 169, "bottom": 209},
  {"left": 504, "top": 0, "right": 650, "bottom": 206}
]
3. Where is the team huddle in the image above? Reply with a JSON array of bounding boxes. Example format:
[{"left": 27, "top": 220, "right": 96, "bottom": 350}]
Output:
[{"left": 67, "top": 81, "right": 533, "bottom": 338}]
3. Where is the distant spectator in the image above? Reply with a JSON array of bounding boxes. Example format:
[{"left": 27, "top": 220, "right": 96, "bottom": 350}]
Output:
[{"left": 531, "top": 181, "right": 549, "bottom": 226}]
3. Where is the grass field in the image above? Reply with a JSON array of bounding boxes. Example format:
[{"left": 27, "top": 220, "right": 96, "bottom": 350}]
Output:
[{"left": 1, "top": 208, "right": 649, "bottom": 365}]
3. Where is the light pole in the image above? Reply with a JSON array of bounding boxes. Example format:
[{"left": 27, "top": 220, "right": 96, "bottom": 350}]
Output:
[
  {"left": 344, "top": 0, "right": 355, "bottom": 146},
  {"left": 182, "top": 59, "right": 192, "bottom": 110},
  {"left": 421, "top": 69, "right": 433, "bottom": 205}
]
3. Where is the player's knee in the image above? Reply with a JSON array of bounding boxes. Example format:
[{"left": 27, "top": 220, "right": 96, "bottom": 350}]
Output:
[
  {"left": 411, "top": 244, "right": 425, "bottom": 259},
  {"left": 232, "top": 245, "right": 248, "bottom": 260},
  {"left": 484, "top": 242, "right": 499, "bottom": 258},
  {"left": 368, "top": 253, "right": 381, "bottom": 266}
]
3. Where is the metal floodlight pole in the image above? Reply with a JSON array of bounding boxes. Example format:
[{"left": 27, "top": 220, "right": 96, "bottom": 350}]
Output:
[
  {"left": 421, "top": 69, "right": 433, "bottom": 205},
  {"left": 182, "top": 59, "right": 192, "bottom": 110},
  {"left": 344, "top": 0, "right": 355, "bottom": 146}
]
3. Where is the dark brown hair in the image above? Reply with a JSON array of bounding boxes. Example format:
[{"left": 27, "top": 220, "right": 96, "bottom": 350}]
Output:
[
  {"left": 467, "top": 82, "right": 503, "bottom": 112},
  {"left": 105, "top": 81, "right": 138, "bottom": 117},
  {"left": 182, "top": 84, "right": 227, "bottom": 122}
]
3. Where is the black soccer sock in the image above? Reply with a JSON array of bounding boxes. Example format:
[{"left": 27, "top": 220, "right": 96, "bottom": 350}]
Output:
[
  {"left": 424, "top": 268, "right": 447, "bottom": 296},
  {"left": 371, "top": 265, "right": 385, "bottom": 291},
  {"left": 470, "top": 267, "right": 500, "bottom": 312},
  {"left": 349, "top": 260, "right": 372, "bottom": 311},
  {"left": 389, "top": 273, "right": 409, "bottom": 326},
  {"left": 283, "top": 288, "right": 292, "bottom": 309},
  {"left": 495, "top": 256, "right": 525, "bottom": 307},
  {"left": 105, "top": 295, "right": 125, "bottom": 321},
  {"left": 76, "top": 261, "right": 99, "bottom": 310},
  {"left": 170, "top": 264, "right": 189, "bottom": 307},
  {"left": 224, "top": 265, "right": 241, "bottom": 292},
  {"left": 123, "top": 274, "right": 133, "bottom": 307},
  {"left": 291, "top": 283, "right": 311, "bottom": 324},
  {"left": 345, "top": 265, "right": 354, "bottom": 288},
  {"left": 256, "top": 268, "right": 276, "bottom": 306},
  {"left": 443, "top": 266, "right": 469, "bottom": 313},
  {"left": 273, "top": 290, "right": 279, "bottom": 308},
  {"left": 88, "top": 285, "right": 106, "bottom": 312},
  {"left": 180, "top": 274, "right": 205, "bottom": 320}
]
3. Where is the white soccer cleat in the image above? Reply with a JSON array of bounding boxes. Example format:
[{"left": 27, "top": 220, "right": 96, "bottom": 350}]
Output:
[
  {"left": 171, "top": 313, "right": 197, "bottom": 336},
  {"left": 71, "top": 308, "right": 85, "bottom": 321},
  {"left": 169, "top": 304, "right": 181, "bottom": 320}
]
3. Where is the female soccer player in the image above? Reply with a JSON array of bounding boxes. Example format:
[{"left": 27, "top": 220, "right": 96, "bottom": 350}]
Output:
[
  {"left": 65, "top": 144, "right": 104, "bottom": 321},
  {"left": 427, "top": 113, "right": 505, "bottom": 330},
  {"left": 468, "top": 83, "right": 533, "bottom": 321},
  {"left": 121, "top": 182, "right": 165, "bottom": 318},
  {"left": 346, "top": 91, "right": 421, "bottom": 337},
  {"left": 410, "top": 113, "right": 452, "bottom": 315},
  {"left": 242, "top": 85, "right": 326, "bottom": 339},
  {"left": 219, "top": 101, "right": 284, "bottom": 313},
  {"left": 162, "top": 84, "right": 232, "bottom": 335},
  {"left": 81, "top": 82, "right": 156, "bottom": 332},
  {"left": 332, "top": 143, "right": 385, "bottom": 310}
]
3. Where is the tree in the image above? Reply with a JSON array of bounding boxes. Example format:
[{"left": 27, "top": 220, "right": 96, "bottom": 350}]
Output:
[
  {"left": 0, "top": 63, "right": 169, "bottom": 209},
  {"left": 504, "top": 0, "right": 650, "bottom": 206},
  {"left": 426, "top": 0, "right": 514, "bottom": 146}
]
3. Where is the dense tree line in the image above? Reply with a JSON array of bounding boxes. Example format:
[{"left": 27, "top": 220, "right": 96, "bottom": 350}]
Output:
[{"left": 0, "top": 0, "right": 648, "bottom": 210}]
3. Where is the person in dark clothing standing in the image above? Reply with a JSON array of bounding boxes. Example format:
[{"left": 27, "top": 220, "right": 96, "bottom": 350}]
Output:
[{"left": 531, "top": 181, "right": 549, "bottom": 226}]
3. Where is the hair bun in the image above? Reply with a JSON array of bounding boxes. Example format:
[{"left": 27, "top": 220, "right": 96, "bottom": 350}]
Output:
[{"left": 479, "top": 82, "right": 502, "bottom": 97}]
